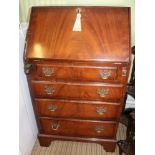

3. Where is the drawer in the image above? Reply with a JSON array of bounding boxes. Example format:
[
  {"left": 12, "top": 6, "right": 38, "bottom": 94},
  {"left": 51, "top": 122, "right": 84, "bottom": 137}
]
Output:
[
  {"left": 35, "top": 99, "right": 121, "bottom": 120},
  {"left": 40, "top": 118, "right": 117, "bottom": 138},
  {"left": 36, "top": 64, "right": 118, "bottom": 82},
  {"left": 31, "top": 81, "right": 124, "bottom": 102}
]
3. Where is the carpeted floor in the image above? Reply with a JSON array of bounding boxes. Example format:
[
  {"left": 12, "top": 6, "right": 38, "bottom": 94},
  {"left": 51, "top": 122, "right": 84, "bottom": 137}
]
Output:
[{"left": 31, "top": 123, "right": 126, "bottom": 155}]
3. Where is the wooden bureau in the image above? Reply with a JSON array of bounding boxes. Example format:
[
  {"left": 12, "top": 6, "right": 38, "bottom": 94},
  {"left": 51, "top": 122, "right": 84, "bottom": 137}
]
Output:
[{"left": 24, "top": 6, "right": 131, "bottom": 152}]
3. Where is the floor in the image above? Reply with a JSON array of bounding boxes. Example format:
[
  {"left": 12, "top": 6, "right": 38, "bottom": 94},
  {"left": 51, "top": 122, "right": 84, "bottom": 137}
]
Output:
[{"left": 31, "top": 123, "right": 126, "bottom": 155}]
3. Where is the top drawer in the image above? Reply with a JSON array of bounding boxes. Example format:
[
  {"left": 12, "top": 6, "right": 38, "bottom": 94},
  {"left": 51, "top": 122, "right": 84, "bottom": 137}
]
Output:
[
  {"left": 38, "top": 64, "right": 116, "bottom": 81},
  {"left": 27, "top": 63, "right": 129, "bottom": 83}
]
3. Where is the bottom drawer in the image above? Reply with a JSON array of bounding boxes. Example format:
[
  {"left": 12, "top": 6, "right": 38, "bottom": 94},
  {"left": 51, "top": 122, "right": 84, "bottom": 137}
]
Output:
[{"left": 40, "top": 118, "right": 117, "bottom": 138}]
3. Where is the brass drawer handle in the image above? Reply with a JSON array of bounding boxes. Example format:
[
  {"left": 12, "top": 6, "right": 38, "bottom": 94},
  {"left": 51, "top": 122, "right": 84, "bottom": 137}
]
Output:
[
  {"left": 42, "top": 67, "right": 54, "bottom": 76},
  {"left": 97, "top": 88, "right": 109, "bottom": 97},
  {"left": 44, "top": 86, "right": 55, "bottom": 94},
  {"left": 100, "top": 70, "right": 112, "bottom": 80},
  {"left": 48, "top": 105, "right": 58, "bottom": 112},
  {"left": 51, "top": 123, "right": 60, "bottom": 130},
  {"left": 95, "top": 127, "right": 104, "bottom": 133},
  {"left": 96, "top": 107, "right": 107, "bottom": 115}
]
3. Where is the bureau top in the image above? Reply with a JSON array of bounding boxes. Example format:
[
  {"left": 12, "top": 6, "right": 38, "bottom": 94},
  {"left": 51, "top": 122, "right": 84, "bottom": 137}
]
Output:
[{"left": 25, "top": 6, "right": 131, "bottom": 62}]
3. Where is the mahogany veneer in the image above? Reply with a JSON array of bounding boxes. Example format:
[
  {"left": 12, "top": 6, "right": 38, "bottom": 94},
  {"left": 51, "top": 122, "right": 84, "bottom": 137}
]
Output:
[
  {"left": 35, "top": 99, "right": 121, "bottom": 120},
  {"left": 31, "top": 81, "right": 124, "bottom": 102},
  {"left": 40, "top": 118, "right": 117, "bottom": 138},
  {"left": 24, "top": 6, "right": 131, "bottom": 152}
]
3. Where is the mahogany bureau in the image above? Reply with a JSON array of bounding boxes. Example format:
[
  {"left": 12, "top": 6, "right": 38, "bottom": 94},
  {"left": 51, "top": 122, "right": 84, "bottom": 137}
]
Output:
[{"left": 24, "top": 6, "right": 131, "bottom": 152}]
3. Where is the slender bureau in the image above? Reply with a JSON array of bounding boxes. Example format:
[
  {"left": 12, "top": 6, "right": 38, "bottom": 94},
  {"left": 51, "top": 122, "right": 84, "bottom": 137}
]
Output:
[{"left": 24, "top": 6, "right": 131, "bottom": 152}]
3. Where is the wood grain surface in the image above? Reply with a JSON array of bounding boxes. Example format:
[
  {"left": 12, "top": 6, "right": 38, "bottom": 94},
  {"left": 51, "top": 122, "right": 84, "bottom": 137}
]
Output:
[
  {"left": 25, "top": 7, "right": 130, "bottom": 62},
  {"left": 31, "top": 81, "right": 124, "bottom": 102},
  {"left": 40, "top": 118, "right": 117, "bottom": 138},
  {"left": 27, "top": 61, "right": 130, "bottom": 84},
  {"left": 35, "top": 99, "right": 121, "bottom": 120}
]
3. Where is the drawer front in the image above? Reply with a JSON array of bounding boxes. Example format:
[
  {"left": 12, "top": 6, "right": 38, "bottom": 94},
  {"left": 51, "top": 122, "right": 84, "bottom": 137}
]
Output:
[
  {"left": 35, "top": 99, "right": 121, "bottom": 120},
  {"left": 40, "top": 118, "right": 117, "bottom": 138},
  {"left": 36, "top": 64, "right": 117, "bottom": 82},
  {"left": 31, "top": 81, "right": 124, "bottom": 102}
]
